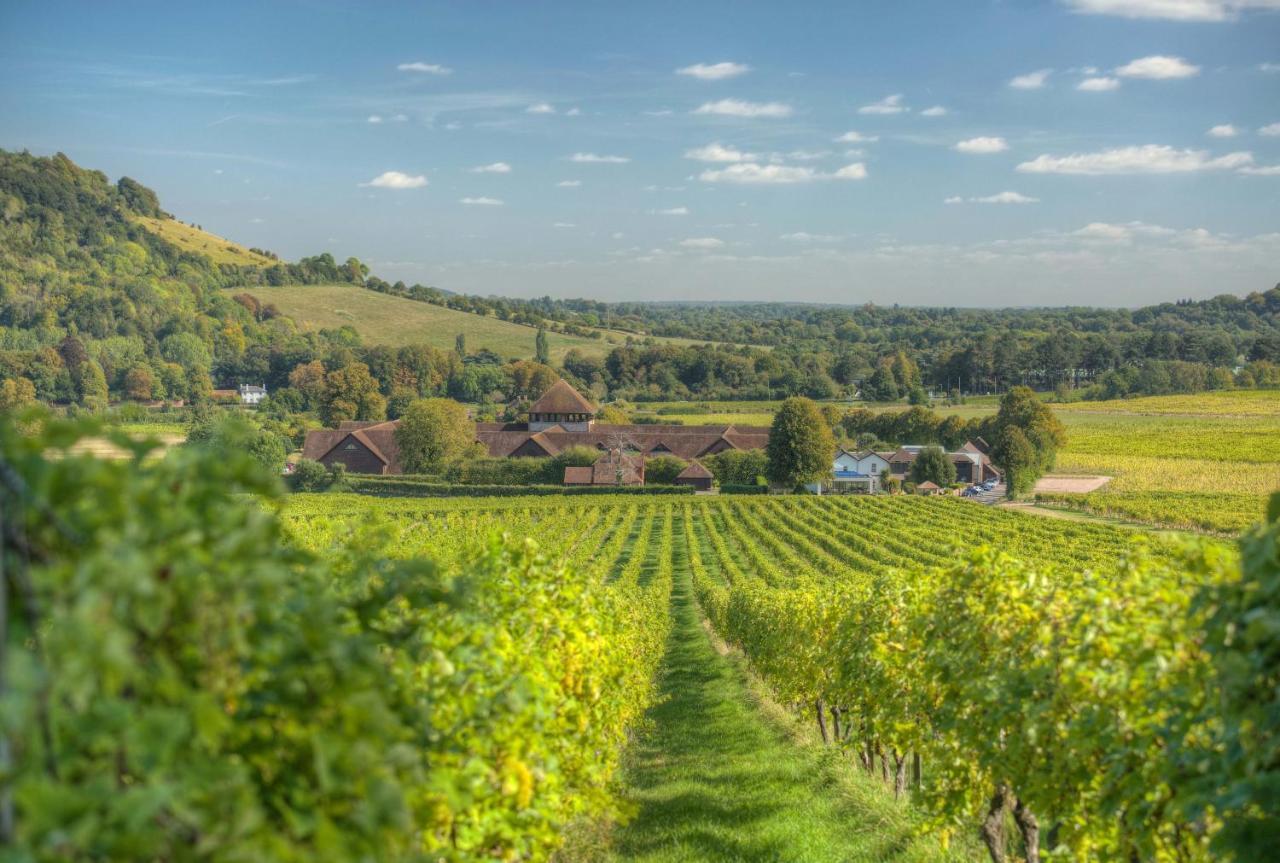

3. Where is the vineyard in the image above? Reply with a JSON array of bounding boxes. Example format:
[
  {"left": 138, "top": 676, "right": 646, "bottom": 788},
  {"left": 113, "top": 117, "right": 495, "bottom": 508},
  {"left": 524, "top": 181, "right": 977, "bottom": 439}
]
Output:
[
  {"left": 8, "top": 410, "right": 1276, "bottom": 863},
  {"left": 280, "top": 492, "right": 1277, "bottom": 862}
]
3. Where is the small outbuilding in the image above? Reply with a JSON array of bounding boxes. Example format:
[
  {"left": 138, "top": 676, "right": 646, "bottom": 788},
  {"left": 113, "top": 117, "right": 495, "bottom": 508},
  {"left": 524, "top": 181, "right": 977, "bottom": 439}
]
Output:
[
  {"left": 563, "top": 451, "right": 645, "bottom": 487},
  {"left": 673, "top": 460, "right": 714, "bottom": 491},
  {"left": 915, "top": 480, "right": 944, "bottom": 496}
]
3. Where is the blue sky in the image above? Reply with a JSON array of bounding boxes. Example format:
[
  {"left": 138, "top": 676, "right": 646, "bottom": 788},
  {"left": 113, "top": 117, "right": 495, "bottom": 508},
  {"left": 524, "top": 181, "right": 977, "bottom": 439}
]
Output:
[{"left": 2, "top": 0, "right": 1278, "bottom": 306}]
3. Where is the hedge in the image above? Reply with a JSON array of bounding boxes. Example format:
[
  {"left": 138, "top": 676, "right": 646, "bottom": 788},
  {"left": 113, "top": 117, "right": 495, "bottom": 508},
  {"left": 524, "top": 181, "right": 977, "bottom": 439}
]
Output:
[
  {"left": 346, "top": 478, "right": 696, "bottom": 498},
  {"left": 720, "top": 484, "right": 768, "bottom": 495}
]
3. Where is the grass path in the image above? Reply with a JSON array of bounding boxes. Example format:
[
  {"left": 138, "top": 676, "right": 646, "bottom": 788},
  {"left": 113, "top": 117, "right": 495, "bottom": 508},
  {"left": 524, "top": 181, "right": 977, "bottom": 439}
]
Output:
[{"left": 594, "top": 553, "right": 961, "bottom": 862}]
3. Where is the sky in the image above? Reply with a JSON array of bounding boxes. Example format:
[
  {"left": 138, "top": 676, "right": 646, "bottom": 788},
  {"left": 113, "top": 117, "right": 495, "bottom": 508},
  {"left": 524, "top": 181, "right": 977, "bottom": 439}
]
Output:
[{"left": 2, "top": 0, "right": 1279, "bottom": 307}]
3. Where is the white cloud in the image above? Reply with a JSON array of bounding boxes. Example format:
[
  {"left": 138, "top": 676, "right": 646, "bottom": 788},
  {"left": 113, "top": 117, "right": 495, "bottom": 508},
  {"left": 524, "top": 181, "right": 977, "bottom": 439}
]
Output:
[
  {"left": 397, "top": 61, "right": 451, "bottom": 75},
  {"left": 858, "top": 94, "right": 908, "bottom": 115},
  {"left": 470, "top": 162, "right": 512, "bottom": 173},
  {"left": 526, "top": 102, "right": 556, "bottom": 114},
  {"left": 684, "top": 143, "right": 758, "bottom": 162},
  {"left": 680, "top": 237, "right": 725, "bottom": 249},
  {"left": 973, "top": 191, "right": 1040, "bottom": 204},
  {"left": 1208, "top": 124, "right": 1239, "bottom": 137},
  {"left": 654, "top": 206, "right": 690, "bottom": 215},
  {"left": 955, "top": 136, "right": 1009, "bottom": 154},
  {"left": 780, "top": 232, "right": 842, "bottom": 242},
  {"left": 921, "top": 105, "right": 949, "bottom": 117},
  {"left": 1009, "top": 69, "right": 1052, "bottom": 89},
  {"left": 1063, "top": 0, "right": 1280, "bottom": 22},
  {"left": 565, "top": 107, "right": 581, "bottom": 116},
  {"left": 1260, "top": 62, "right": 1280, "bottom": 72},
  {"left": 553, "top": 222, "right": 576, "bottom": 228},
  {"left": 944, "top": 196, "right": 964, "bottom": 204},
  {"left": 1016, "top": 144, "right": 1253, "bottom": 174},
  {"left": 784, "top": 149, "right": 831, "bottom": 161},
  {"left": 390, "top": 113, "right": 408, "bottom": 122},
  {"left": 644, "top": 109, "right": 675, "bottom": 116},
  {"left": 698, "top": 162, "right": 866, "bottom": 184},
  {"left": 1072, "top": 221, "right": 1183, "bottom": 243},
  {"left": 557, "top": 180, "right": 581, "bottom": 187},
  {"left": 835, "top": 130, "right": 879, "bottom": 143},
  {"left": 460, "top": 196, "right": 503, "bottom": 206},
  {"left": 1078, "top": 76, "right": 1121, "bottom": 91},
  {"left": 1239, "top": 164, "right": 1280, "bottom": 175},
  {"left": 569, "top": 152, "right": 630, "bottom": 163},
  {"left": 367, "top": 114, "right": 383, "bottom": 123},
  {"left": 1115, "top": 55, "right": 1201, "bottom": 79},
  {"left": 693, "top": 99, "right": 793, "bottom": 118},
  {"left": 676, "top": 61, "right": 751, "bottom": 81},
  {"left": 1260, "top": 122, "right": 1280, "bottom": 136},
  {"left": 361, "top": 171, "right": 428, "bottom": 189}
]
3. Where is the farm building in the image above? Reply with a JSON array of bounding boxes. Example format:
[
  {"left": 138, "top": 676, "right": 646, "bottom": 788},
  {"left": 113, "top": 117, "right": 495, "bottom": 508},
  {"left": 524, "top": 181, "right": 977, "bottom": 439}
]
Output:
[
  {"left": 563, "top": 451, "right": 645, "bottom": 487},
  {"left": 673, "top": 460, "right": 715, "bottom": 491},
  {"left": 885, "top": 440, "right": 1000, "bottom": 485},
  {"left": 302, "top": 380, "right": 769, "bottom": 476}
]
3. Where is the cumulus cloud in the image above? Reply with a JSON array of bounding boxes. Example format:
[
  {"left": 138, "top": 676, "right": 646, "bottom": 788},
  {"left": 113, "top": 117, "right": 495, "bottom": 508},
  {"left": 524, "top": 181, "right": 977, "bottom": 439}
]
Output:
[
  {"left": 680, "top": 237, "right": 725, "bottom": 249},
  {"left": 1239, "top": 164, "right": 1280, "bottom": 175},
  {"left": 693, "top": 99, "right": 793, "bottom": 118},
  {"left": 1016, "top": 144, "right": 1253, "bottom": 174},
  {"left": 367, "top": 115, "right": 384, "bottom": 123},
  {"left": 459, "top": 196, "right": 503, "bottom": 206},
  {"left": 526, "top": 102, "right": 556, "bottom": 114},
  {"left": 553, "top": 222, "right": 576, "bottom": 228},
  {"left": 955, "top": 136, "right": 1009, "bottom": 154},
  {"left": 676, "top": 61, "right": 751, "bottom": 80},
  {"left": 698, "top": 162, "right": 866, "bottom": 184},
  {"left": 835, "top": 130, "right": 879, "bottom": 143},
  {"left": 557, "top": 179, "right": 581, "bottom": 187},
  {"left": 1208, "top": 124, "right": 1239, "bottom": 137},
  {"left": 568, "top": 152, "right": 630, "bottom": 163},
  {"left": 1063, "top": 0, "right": 1280, "bottom": 22},
  {"left": 1261, "top": 122, "right": 1280, "bottom": 136},
  {"left": 397, "top": 61, "right": 451, "bottom": 74},
  {"left": 470, "top": 162, "right": 512, "bottom": 173},
  {"left": 684, "top": 143, "right": 758, "bottom": 162},
  {"left": 1078, "top": 76, "right": 1121, "bottom": 91},
  {"left": 921, "top": 105, "right": 949, "bottom": 117},
  {"left": 832, "top": 163, "right": 868, "bottom": 179},
  {"left": 1009, "top": 69, "right": 1052, "bottom": 89},
  {"left": 1115, "top": 55, "right": 1201, "bottom": 79},
  {"left": 947, "top": 191, "right": 1040, "bottom": 204},
  {"left": 361, "top": 171, "right": 428, "bottom": 189},
  {"left": 858, "top": 94, "right": 908, "bottom": 114},
  {"left": 654, "top": 206, "right": 690, "bottom": 215},
  {"left": 565, "top": 107, "right": 581, "bottom": 116}
]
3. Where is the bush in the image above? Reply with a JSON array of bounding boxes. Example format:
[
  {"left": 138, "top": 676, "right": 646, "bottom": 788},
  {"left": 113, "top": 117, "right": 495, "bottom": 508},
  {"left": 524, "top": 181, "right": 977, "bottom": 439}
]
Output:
[{"left": 289, "top": 457, "right": 329, "bottom": 491}]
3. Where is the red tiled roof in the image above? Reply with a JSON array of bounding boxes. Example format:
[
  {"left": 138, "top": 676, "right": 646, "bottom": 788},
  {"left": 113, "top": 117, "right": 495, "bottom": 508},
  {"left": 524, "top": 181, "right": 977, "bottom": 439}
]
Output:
[
  {"left": 676, "top": 460, "right": 713, "bottom": 479},
  {"left": 563, "top": 465, "right": 594, "bottom": 485},
  {"left": 529, "top": 379, "right": 596, "bottom": 414}
]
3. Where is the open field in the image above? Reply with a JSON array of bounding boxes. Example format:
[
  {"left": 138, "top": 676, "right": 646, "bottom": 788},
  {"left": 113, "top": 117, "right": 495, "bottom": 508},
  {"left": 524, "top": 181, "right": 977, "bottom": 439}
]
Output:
[
  {"left": 133, "top": 216, "right": 275, "bottom": 266},
  {"left": 280, "top": 492, "right": 1252, "bottom": 859},
  {"left": 1034, "top": 490, "right": 1269, "bottom": 535},
  {"left": 226, "top": 283, "right": 730, "bottom": 362}
]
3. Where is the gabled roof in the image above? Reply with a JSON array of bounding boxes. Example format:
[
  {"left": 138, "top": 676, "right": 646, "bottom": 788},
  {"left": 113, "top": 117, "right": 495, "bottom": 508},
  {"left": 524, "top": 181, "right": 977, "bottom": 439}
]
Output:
[
  {"left": 916, "top": 480, "right": 941, "bottom": 490},
  {"left": 676, "top": 460, "right": 713, "bottom": 480},
  {"left": 563, "top": 466, "right": 594, "bottom": 485},
  {"left": 350, "top": 429, "right": 390, "bottom": 465},
  {"left": 529, "top": 379, "right": 596, "bottom": 415}
]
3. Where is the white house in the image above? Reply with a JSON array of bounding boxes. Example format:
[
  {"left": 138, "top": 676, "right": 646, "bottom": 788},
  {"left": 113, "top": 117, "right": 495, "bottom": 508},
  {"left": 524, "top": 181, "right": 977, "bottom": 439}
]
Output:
[
  {"left": 828, "top": 449, "right": 892, "bottom": 493},
  {"left": 238, "top": 383, "right": 267, "bottom": 406}
]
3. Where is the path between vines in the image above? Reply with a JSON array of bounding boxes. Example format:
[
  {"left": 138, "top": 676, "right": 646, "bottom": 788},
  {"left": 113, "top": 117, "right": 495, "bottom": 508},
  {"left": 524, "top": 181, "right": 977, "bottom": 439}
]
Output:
[{"left": 591, "top": 520, "right": 959, "bottom": 863}]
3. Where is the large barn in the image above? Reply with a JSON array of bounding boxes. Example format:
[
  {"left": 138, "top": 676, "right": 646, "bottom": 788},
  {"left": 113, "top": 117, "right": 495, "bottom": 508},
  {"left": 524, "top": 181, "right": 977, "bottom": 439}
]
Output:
[{"left": 302, "top": 380, "right": 770, "bottom": 475}]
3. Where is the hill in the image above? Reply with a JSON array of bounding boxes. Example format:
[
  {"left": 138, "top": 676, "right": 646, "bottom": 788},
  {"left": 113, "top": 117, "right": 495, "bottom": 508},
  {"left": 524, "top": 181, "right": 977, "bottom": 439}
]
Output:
[
  {"left": 132, "top": 215, "right": 275, "bottom": 266},
  {"left": 229, "top": 283, "right": 722, "bottom": 361}
]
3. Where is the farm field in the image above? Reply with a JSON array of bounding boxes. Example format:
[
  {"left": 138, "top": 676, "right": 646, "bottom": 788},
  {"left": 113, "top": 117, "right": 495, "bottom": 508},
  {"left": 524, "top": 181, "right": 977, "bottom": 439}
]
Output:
[
  {"left": 642, "top": 390, "right": 1280, "bottom": 533},
  {"left": 229, "top": 283, "right": 734, "bottom": 362},
  {"left": 132, "top": 215, "right": 276, "bottom": 266},
  {"left": 280, "top": 492, "right": 1260, "bottom": 861}
]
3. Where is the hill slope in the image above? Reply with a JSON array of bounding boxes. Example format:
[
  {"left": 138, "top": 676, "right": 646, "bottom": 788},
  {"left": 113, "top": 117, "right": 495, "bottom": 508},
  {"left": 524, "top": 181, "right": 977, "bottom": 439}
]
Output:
[
  {"left": 229, "top": 283, "right": 726, "bottom": 361},
  {"left": 132, "top": 216, "right": 275, "bottom": 266},
  {"left": 230, "top": 283, "right": 625, "bottom": 361}
]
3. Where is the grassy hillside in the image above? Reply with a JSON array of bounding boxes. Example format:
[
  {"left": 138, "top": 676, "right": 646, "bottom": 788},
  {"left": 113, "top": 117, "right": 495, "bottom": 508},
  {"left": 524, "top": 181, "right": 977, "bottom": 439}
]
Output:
[
  {"left": 133, "top": 216, "right": 275, "bottom": 266},
  {"left": 229, "top": 283, "right": 723, "bottom": 362},
  {"left": 228, "top": 283, "right": 630, "bottom": 361}
]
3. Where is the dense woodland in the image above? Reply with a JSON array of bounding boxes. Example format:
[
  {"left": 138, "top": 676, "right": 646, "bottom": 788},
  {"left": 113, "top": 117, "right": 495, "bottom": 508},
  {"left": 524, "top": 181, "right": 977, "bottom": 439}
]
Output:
[{"left": 1, "top": 149, "right": 1278, "bottom": 418}]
